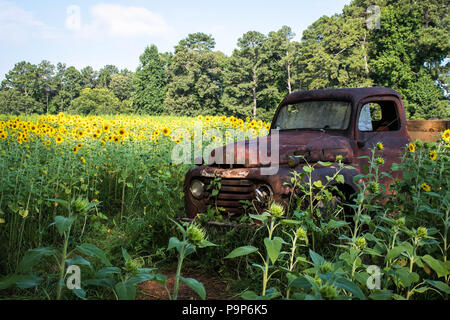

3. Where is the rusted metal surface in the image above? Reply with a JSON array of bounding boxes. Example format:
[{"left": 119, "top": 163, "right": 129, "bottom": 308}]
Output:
[{"left": 184, "top": 87, "right": 426, "bottom": 218}]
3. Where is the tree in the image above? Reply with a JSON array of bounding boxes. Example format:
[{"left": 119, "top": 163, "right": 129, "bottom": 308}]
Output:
[
  {"left": 297, "top": 11, "right": 373, "bottom": 90},
  {"left": 164, "top": 33, "right": 224, "bottom": 116},
  {"left": 1, "top": 61, "right": 39, "bottom": 98},
  {"left": 51, "top": 65, "right": 82, "bottom": 113},
  {"left": 109, "top": 73, "right": 134, "bottom": 102},
  {"left": 97, "top": 65, "right": 119, "bottom": 88},
  {"left": 134, "top": 45, "right": 168, "bottom": 114},
  {"left": 178, "top": 32, "right": 216, "bottom": 51},
  {"left": 405, "top": 72, "right": 449, "bottom": 120},
  {"left": 80, "top": 66, "right": 97, "bottom": 89},
  {"left": 368, "top": 0, "right": 449, "bottom": 119},
  {"left": 36, "top": 60, "right": 57, "bottom": 113},
  {"left": 68, "top": 88, "right": 123, "bottom": 115},
  {"left": 265, "top": 26, "right": 300, "bottom": 95},
  {"left": 223, "top": 31, "right": 277, "bottom": 120},
  {"left": 0, "top": 89, "right": 42, "bottom": 115}
]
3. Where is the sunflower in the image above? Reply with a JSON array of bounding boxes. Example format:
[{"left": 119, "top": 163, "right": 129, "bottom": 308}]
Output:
[
  {"left": 376, "top": 142, "right": 384, "bottom": 151},
  {"left": 55, "top": 136, "right": 63, "bottom": 144},
  {"left": 80, "top": 156, "right": 86, "bottom": 163},
  {"left": 76, "top": 129, "right": 84, "bottom": 138},
  {"left": 72, "top": 146, "right": 79, "bottom": 154},
  {"left": 443, "top": 129, "right": 450, "bottom": 142},
  {"left": 408, "top": 143, "right": 415, "bottom": 153},
  {"left": 118, "top": 128, "right": 126, "bottom": 136},
  {"left": 162, "top": 127, "right": 171, "bottom": 136},
  {"left": 421, "top": 183, "right": 431, "bottom": 192},
  {"left": 429, "top": 150, "right": 437, "bottom": 161}
]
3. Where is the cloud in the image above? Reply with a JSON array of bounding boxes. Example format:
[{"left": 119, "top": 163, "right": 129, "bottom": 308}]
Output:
[
  {"left": 0, "top": 1, "right": 60, "bottom": 43},
  {"left": 70, "top": 3, "right": 170, "bottom": 39}
]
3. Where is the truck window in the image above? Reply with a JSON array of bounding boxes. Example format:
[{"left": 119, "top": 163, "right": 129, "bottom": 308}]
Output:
[
  {"left": 274, "top": 100, "right": 351, "bottom": 130},
  {"left": 358, "top": 101, "right": 400, "bottom": 132}
]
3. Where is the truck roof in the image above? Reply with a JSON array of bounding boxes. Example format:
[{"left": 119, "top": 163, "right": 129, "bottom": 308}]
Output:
[{"left": 282, "top": 87, "right": 402, "bottom": 105}]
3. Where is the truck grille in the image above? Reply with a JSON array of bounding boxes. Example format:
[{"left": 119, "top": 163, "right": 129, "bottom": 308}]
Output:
[{"left": 199, "top": 178, "right": 256, "bottom": 214}]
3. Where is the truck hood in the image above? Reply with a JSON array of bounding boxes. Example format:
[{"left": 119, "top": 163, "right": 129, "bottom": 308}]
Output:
[{"left": 208, "top": 130, "right": 354, "bottom": 167}]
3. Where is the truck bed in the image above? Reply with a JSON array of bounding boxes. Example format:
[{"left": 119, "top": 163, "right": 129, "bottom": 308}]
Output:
[{"left": 407, "top": 120, "right": 449, "bottom": 142}]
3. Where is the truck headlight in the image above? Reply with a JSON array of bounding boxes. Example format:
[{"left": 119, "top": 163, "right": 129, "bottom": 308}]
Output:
[
  {"left": 190, "top": 180, "right": 204, "bottom": 199},
  {"left": 254, "top": 184, "right": 272, "bottom": 206}
]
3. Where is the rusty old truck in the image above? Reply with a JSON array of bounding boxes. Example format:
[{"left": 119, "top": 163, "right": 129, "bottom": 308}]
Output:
[{"left": 184, "top": 87, "right": 449, "bottom": 218}]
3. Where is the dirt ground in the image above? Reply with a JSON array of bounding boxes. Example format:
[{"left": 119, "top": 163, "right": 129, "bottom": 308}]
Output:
[{"left": 137, "top": 271, "right": 235, "bottom": 300}]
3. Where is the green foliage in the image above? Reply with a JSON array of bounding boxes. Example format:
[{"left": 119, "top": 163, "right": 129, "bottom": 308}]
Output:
[
  {"left": 222, "top": 31, "right": 278, "bottom": 121},
  {"left": 164, "top": 33, "right": 224, "bottom": 116},
  {"left": 134, "top": 45, "right": 168, "bottom": 114},
  {"left": 167, "top": 218, "right": 216, "bottom": 300},
  {"left": 1, "top": 0, "right": 448, "bottom": 118},
  {"left": 225, "top": 140, "right": 449, "bottom": 300},
  {"left": 68, "top": 88, "right": 124, "bottom": 115},
  {"left": 297, "top": 12, "right": 373, "bottom": 90},
  {"left": 0, "top": 89, "right": 43, "bottom": 114},
  {"left": 369, "top": 0, "right": 449, "bottom": 119}
]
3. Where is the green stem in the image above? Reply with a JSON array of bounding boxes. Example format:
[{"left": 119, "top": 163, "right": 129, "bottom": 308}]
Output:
[
  {"left": 56, "top": 227, "right": 71, "bottom": 300},
  {"left": 173, "top": 244, "right": 186, "bottom": 300}
]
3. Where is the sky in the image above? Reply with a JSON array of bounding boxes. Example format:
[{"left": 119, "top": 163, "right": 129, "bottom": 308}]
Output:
[{"left": 0, "top": 0, "right": 352, "bottom": 80}]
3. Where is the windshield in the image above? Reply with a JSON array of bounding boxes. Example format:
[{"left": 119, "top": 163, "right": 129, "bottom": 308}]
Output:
[{"left": 274, "top": 100, "right": 351, "bottom": 130}]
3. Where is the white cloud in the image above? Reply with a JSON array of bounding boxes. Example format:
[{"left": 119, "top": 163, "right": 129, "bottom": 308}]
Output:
[
  {"left": 0, "top": 1, "right": 60, "bottom": 43},
  {"left": 71, "top": 3, "right": 170, "bottom": 39}
]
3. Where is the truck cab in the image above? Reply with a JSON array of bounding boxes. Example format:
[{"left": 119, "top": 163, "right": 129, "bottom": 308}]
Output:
[{"left": 184, "top": 87, "right": 410, "bottom": 218}]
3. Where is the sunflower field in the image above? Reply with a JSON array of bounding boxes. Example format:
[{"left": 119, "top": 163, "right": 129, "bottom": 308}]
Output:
[
  {"left": 0, "top": 113, "right": 449, "bottom": 300},
  {"left": 0, "top": 114, "right": 270, "bottom": 274}
]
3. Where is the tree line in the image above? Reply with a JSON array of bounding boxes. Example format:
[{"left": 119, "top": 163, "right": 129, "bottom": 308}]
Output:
[{"left": 1, "top": 0, "right": 448, "bottom": 121}]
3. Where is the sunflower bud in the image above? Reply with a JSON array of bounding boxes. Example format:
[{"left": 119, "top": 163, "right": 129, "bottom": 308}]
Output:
[
  {"left": 187, "top": 223, "right": 206, "bottom": 246},
  {"left": 320, "top": 284, "right": 338, "bottom": 300},
  {"left": 70, "top": 197, "right": 90, "bottom": 215},
  {"left": 320, "top": 262, "right": 333, "bottom": 273},
  {"left": 368, "top": 182, "right": 379, "bottom": 194},
  {"left": 396, "top": 217, "right": 406, "bottom": 228},
  {"left": 125, "top": 260, "right": 139, "bottom": 275},
  {"left": 356, "top": 237, "right": 367, "bottom": 249},
  {"left": 416, "top": 227, "right": 428, "bottom": 239},
  {"left": 295, "top": 227, "right": 308, "bottom": 242},
  {"left": 269, "top": 202, "right": 285, "bottom": 218},
  {"left": 376, "top": 142, "right": 384, "bottom": 151}
]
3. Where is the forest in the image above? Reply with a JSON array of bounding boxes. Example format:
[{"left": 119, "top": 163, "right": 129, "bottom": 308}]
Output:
[{"left": 0, "top": 0, "right": 448, "bottom": 121}]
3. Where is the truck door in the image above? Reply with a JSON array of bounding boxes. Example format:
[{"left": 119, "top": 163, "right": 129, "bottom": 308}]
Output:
[{"left": 355, "top": 97, "right": 410, "bottom": 188}]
